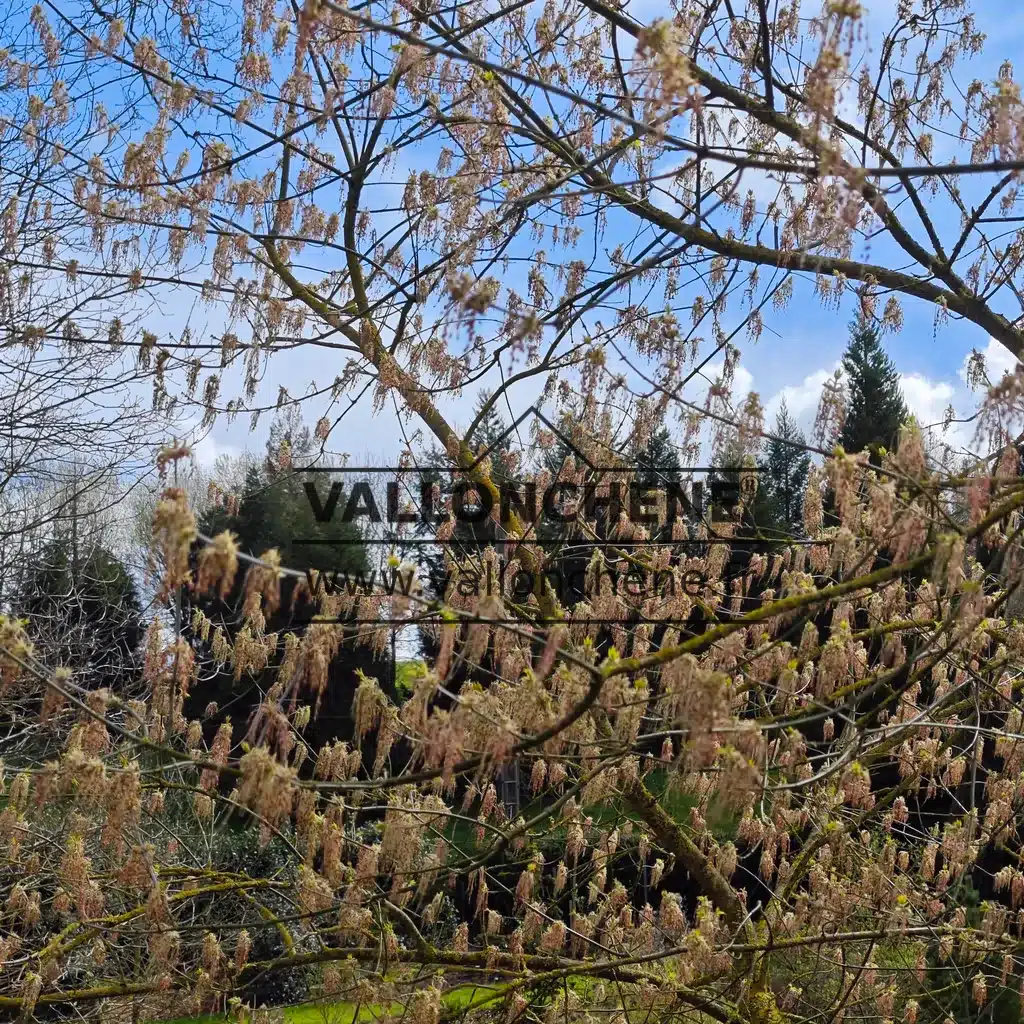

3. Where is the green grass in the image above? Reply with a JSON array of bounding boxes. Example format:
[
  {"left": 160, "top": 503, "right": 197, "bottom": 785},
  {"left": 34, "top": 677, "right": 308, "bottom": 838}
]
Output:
[
  {"left": 444, "top": 766, "right": 739, "bottom": 856},
  {"left": 154, "top": 983, "right": 502, "bottom": 1024},
  {"left": 394, "top": 660, "right": 428, "bottom": 698},
  {"left": 154, "top": 773, "right": 738, "bottom": 1024}
]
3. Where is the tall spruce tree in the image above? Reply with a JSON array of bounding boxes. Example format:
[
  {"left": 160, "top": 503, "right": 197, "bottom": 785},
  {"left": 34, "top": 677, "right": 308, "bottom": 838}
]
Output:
[
  {"left": 633, "top": 427, "right": 686, "bottom": 542},
  {"left": 467, "top": 392, "right": 516, "bottom": 475},
  {"left": 706, "top": 433, "right": 783, "bottom": 616},
  {"left": 711, "top": 433, "right": 782, "bottom": 542},
  {"left": 634, "top": 427, "right": 682, "bottom": 485},
  {"left": 13, "top": 539, "right": 143, "bottom": 696},
  {"left": 762, "top": 400, "right": 811, "bottom": 535},
  {"left": 839, "top": 316, "right": 909, "bottom": 457},
  {"left": 416, "top": 392, "right": 514, "bottom": 671},
  {"left": 188, "top": 419, "right": 391, "bottom": 754},
  {"left": 421, "top": 390, "right": 515, "bottom": 559}
]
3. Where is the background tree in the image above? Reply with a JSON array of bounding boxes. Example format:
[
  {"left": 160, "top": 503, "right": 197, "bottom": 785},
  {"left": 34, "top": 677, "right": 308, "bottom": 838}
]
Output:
[
  {"left": 16, "top": 1, "right": 1024, "bottom": 1022},
  {"left": 416, "top": 392, "right": 516, "bottom": 673},
  {"left": 634, "top": 426, "right": 682, "bottom": 488},
  {"left": 633, "top": 426, "right": 698, "bottom": 543},
  {"left": 761, "top": 400, "right": 812, "bottom": 536},
  {"left": 13, "top": 538, "right": 142, "bottom": 685},
  {"left": 466, "top": 392, "right": 520, "bottom": 473},
  {"left": 189, "top": 418, "right": 394, "bottom": 755},
  {"left": 2, "top": 536, "right": 142, "bottom": 763},
  {"left": 839, "top": 316, "right": 910, "bottom": 458},
  {"left": 0, "top": 467, "right": 146, "bottom": 757}
]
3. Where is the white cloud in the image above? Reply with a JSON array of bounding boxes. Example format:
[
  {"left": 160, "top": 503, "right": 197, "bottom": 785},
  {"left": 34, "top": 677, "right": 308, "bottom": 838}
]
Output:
[
  {"left": 754, "top": 340, "right": 1015, "bottom": 462},
  {"left": 893, "top": 371, "right": 984, "bottom": 464},
  {"left": 678, "top": 333, "right": 1018, "bottom": 465},
  {"left": 762, "top": 364, "right": 961, "bottom": 450},
  {"left": 959, "top": 336, "right": 1018, "bottom": 388},
  {"left": 765, "top": 365, "right": 839, "bottom": 426},
  {"left": 190, "top": 432, "right": 239, "bottom": 469},
  {"left": 899, "top": 373, "right": 955, "bottom": 428},
  {"left": 674, "top": 358, "right": 758, "bottom": 463},
  {"left": 695, "top": 360, "right": 754, "bottom": 407},
  {"left": 732, "top": 363, "right": 755, "bottom": 401}
]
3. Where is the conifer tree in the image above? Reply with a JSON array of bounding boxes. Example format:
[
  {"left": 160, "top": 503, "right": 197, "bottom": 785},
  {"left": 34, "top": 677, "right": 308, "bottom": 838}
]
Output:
[
  {"left": 190, "top": 446, "right": 391, "bottom": 755},
  {"left": 450, "top": 390, "right": 515, "bottom": 540},
  {"left": 711, "top": 432, "right": 781, "bottom": 542},
  {"left": 468, "top": 392, "right": 516, "bottom": 476},
  {"left": 634, "top": 426, "right": 682, "bottom": 486},
  {"left": 762, "top": 400, "right": 811, "bottom": 535},
  {"left": 417, "top": 391, "right": 513, "bottom": 606},
  {"left": 633, "top": 427, "right": 686, "bottom": 542},
  {"left": 13, "top": 539, "right": 143, "bottom": 699},
  {"left": 839, "top": 316, "right": 909, "bottom": 457}
]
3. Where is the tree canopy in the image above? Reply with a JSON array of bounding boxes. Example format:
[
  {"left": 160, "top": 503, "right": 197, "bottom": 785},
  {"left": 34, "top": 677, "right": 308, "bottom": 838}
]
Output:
[
  {"left": 10, "top": 2, "right": 1024, "bottom": 1024},
  {"left": 761, "top": 401, "right": 812, "bottom": 535},
  {"left": 188, "top": 429, "right": 393, "bottom": 754},
  {"left": 839, "top": 317, "right": 911, "bottom": 458}
]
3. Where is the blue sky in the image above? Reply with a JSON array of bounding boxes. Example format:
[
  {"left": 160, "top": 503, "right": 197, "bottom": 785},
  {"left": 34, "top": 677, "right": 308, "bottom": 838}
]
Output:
[{"left": 130, "top": 0, "right": 1024, "bottom": 475}]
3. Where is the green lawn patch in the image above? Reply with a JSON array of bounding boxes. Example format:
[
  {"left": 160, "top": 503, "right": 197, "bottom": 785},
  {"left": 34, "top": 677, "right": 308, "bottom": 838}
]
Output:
[{"left": 153, "top": 983, "right": 502, "bottom": 1024}]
